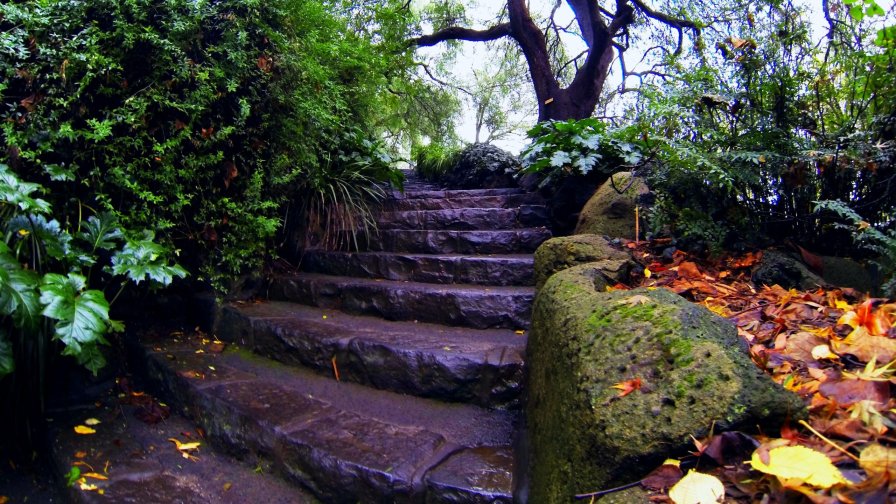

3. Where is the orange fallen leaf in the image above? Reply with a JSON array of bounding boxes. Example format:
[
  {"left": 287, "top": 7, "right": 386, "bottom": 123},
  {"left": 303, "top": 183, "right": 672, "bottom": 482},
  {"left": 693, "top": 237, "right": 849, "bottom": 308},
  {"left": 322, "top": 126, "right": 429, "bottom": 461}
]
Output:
[
  {"left": 677, "top": 261, "right": 702, "bottom": 279},
  {"left": 74, "top": 451, "right": 87, "bottom": 458},
  {"left": 83, "top": 472, "right": 108, "bottom": 480},
  {"left": 611, "top": 377, "right": 643, "bottom": 397}
]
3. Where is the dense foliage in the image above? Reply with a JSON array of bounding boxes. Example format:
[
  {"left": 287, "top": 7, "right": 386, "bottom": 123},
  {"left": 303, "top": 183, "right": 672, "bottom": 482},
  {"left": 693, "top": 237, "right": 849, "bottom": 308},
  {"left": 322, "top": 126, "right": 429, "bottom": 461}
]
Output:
[
  {"left": 0, "top": 0, "right": 407, "bottom": 291},
  {"left": 0, "top": 0, "right": 418, "bottom": 452},
  {"left": 522, "top": 0, "right": 895, "bottom": 288}
]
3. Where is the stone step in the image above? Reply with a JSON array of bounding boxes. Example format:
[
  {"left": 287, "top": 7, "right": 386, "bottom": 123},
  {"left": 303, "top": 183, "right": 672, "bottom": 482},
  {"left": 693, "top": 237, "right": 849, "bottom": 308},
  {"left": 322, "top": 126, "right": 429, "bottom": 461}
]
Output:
[
  {"left": 217, "top": 301, "right": 526, "bottom": 408},
  {"left": 375, "top": 207, "right": 550, "bottom": 231},
  {"left": 132, "top": 333, "right": 516, "bottom": 503},
  {"left": 391, "top": 187, "right": 524, "bottom": 200},
  {"left": 382, "top": 193, "right": 544, "bottom": 211},
  {"left": 50, "top": 386, "right": 318, "bottom": 503},
  {"left": 300, "top": 250, "right": 535, "bottom": 286},
  {"left": 363, "top": 228, "right": 553, "bottom": 255},
  {"left": 269, "top": 273, "right": 534, "bottom": 330}
]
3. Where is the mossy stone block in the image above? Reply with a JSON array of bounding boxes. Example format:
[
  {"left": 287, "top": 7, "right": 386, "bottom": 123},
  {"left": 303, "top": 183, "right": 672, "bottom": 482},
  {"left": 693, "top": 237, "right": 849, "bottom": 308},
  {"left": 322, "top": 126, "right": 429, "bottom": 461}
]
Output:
[{"left": 527, "top": 265, "right": 805, "bottom": 503}]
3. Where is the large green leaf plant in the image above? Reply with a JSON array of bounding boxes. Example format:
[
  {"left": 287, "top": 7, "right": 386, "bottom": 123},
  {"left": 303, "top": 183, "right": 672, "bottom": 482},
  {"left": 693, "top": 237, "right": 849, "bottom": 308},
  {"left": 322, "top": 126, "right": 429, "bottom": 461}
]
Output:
[{"left": 0, "top": 163, "right": 186, "bottom": 378}]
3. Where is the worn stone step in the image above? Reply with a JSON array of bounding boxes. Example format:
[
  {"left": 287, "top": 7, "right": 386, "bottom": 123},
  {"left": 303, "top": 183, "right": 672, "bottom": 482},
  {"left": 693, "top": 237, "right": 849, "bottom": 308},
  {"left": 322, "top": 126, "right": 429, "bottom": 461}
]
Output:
[
  {"left": 269, "top": 273, "right": 534, "bottom": 330},
  {"left": 217, "top": 301, "right": 526, "bottom": 408},
  {"left": 391, "top": 187, "right": 524, "bottom": 200},
  {"left": 50, "top": 387, "right": 318, "bottom": 503},
  {"left": 375, "top": 207, "right": 550, "bottom": 231},
  {"left": 382, "top": 193, "right": 544, "bottom": 211},
  {"left": 132, "top": 333, "right": 516, "bottom": 503},
  {"left": 363, "top": 228, "right": 552, "bottom": 255},
  {"left": 301, "top": 250, "right": 535, "bottom": 286}
]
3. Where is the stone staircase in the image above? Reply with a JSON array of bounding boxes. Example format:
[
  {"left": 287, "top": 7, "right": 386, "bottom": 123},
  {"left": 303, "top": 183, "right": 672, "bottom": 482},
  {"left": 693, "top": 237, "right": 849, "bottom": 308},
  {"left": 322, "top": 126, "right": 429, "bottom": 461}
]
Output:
[{"left": 134, "top": 174, "right": 552, "bottom": 502}]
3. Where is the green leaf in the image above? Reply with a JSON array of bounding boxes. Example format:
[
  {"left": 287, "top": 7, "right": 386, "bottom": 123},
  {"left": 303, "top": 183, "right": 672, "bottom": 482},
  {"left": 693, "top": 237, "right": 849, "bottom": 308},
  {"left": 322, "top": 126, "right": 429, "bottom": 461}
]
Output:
[
  {"left": 0, "top": 331, "right": 14, "bottom": 377},
  {"left": 110, "top": 232, "right": 188, "bottom": 286},
  {"left": 0, "top": 242, "right": 42, "bottom": 330},
  {"left": 5, "top": 214, "right": 73, "bottom": 261},
  {"left": 39, "top": 273, "right": 110, "bottom": 354},
  {"left": 77, "top": 213, "right": 124, "bottom": 252},
  {"left": 0, "top": 164, "right": 51, "bottom": 214},
  {"left": 549, "top": 151, "right": 572, "bottom": 168},
  {"left": 43, "top": 164, "right": 76, "bottom": 182}
]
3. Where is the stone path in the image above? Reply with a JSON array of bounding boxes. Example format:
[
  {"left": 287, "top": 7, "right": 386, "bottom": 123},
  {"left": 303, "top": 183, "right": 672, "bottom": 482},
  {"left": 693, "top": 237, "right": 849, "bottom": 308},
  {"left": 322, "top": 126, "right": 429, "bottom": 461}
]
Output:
[{"left": 75, "top": 173, "right": 551, "bottom": 502}]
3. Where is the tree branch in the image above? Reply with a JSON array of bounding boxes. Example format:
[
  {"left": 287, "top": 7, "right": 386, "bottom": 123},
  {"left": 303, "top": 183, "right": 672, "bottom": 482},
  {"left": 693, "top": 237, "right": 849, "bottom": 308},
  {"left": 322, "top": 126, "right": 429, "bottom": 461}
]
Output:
[
  {"left": 411, "top": 23, "right": 512, "bottom": 47},
  {"left": 417, "top": 63, "right": 475, "bottom": 98},
  {"left": 629, "top": 0, "right": 699, "bottom": 55}
]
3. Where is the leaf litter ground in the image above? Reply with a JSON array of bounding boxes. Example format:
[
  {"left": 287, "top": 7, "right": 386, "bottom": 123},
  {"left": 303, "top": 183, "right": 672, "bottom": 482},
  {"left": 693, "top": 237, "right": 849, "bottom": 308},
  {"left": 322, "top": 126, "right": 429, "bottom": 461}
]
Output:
[{"left": 592, "top": 240, "right": 896, "bottom": 504}]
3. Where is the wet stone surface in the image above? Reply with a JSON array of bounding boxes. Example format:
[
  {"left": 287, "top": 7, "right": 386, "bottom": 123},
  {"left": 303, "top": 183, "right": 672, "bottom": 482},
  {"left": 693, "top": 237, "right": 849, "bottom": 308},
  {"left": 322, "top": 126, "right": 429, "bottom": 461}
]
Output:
[{"left": 424, "top": 447, "right": 515, "bottom": 504}]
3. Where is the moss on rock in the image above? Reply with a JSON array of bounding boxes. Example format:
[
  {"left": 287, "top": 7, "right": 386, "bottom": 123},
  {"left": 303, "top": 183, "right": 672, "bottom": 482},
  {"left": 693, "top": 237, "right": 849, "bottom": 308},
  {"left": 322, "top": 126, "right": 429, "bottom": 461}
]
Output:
[
  {"left": 574, "top": 172, "right": 649, "bottom": 239},
  {"left": 527, "top": 265, "right": 806, "bottom": 503},
  {"left": 533, "top": 235, "right": 633, "bottom": 290}
]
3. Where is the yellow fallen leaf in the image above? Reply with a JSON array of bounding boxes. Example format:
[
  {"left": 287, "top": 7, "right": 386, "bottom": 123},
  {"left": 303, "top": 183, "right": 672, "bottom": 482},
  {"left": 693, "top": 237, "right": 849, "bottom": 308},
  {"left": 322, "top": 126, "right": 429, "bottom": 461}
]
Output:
[
  {"left": 644, "top": 267, "right": 652, "bottom": 278},
  {"left": 84, "top": 418, "right": 101, "bottom": 426},
  {"left": 74, "top": 425, "right": 96, "bottom": 435},
  {"left": 168, "top": 438, "right": 201, "bottom": 452},
  {"left": 662, "top": 458, "right": 681, "bottom": 468},
  {"left": 83, "top": 472, "right": 108, "bottom": 480},
  {"left": 811, "top": 344, "right": 838, "bottom": 360},
  {"left": 859, "top": 443, "right": 896, "bottom": 478},
  {"left": 668, "top": 470, "right": 724, "bottom": 504},
  {"left": 79, "top": 482, "right": 99, "bottom": 491},
  {"left": 835, "top": 299, "right": 850, "bottom": 310},
  {"left": 750, "top": 445, "right": 847, "bottom": 488},
  {"left": 618, "top": 295, "right": 651, "bottom": 307},
  {"left": 223, "top": 482, "right": 233, "bottom": 492}
]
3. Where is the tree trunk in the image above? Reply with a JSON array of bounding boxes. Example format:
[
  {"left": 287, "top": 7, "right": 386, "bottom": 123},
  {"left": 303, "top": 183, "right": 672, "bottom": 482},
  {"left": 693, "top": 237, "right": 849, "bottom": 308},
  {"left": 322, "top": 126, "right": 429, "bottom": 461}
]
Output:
[{"left": 411, "top": 0, "right": 696, "bottom": 123}]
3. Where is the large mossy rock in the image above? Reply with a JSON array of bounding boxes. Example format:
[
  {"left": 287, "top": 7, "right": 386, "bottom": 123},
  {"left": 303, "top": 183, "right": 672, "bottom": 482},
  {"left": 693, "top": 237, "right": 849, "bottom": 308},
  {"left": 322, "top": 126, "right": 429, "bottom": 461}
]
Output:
[
  {"left": 442, "top": 143, "right": 519, "bottom": 189},
  {"left": 533, "top": 235, "right": 634, "bottom": 290},
  {"left": 528, "top": 264, "right": 806, "bottom": 503},
  {"left": 574, "top": 172, "right": 650, "bottom": 239}
]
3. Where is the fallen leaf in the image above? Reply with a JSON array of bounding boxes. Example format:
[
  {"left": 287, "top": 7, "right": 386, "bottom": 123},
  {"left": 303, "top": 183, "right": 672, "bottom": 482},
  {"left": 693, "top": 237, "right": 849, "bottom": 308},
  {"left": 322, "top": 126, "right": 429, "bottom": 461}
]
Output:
[
  {"left": 206, "top": 341, "right": 226, "bottom": 353},
  {"left": 750, "top": 445, "right": 847, "bottom": 488},
  {"left": 168, "top": 438, "right": 201, "bottom": 452},
  {"left": 836, "top": 334, "right": 896, "bottom": 363},
  {"left": 0, "top": 496, "right": 8, "bottom": 504},
  {"left": 641, "top": 461, "right": 683, "bottom": 490},
  {"left": 644, "top": 267, "right": 652, "bottom": 278},
  {"left": 78, "top": 482, "right": 99, "bottom": 491},
  {"left": 611, "top": 377, "right": 643, "bottom": 397},
  {"left": 618, "top": 295, "right": 651, "bottom": 307},
  {"left": 84, "top": 418, "right": 101, "bottom": 426},
  {"left": 818, "top": 377, "right": 889, "bottom": 406},
  {"left": 859, "top": 443, "right": 896, "bottom": 478},
  {"left": 668, "top": 470, "right": 725, "bottom": 504},
  {"left": 74, "top": 451, "right": 87, "bottom": 458},
  {"left": 703, "top": 431, "right": 760, "bottom": 465},
  {"left": 678, "top": 261, "right": 703, "bottom": 279},
  {"left": 811, "top": 344, "right": 838, "bottom": 360},
  {"left": 83, "top": 472, "right": 108, "bottom": 480},
  {"left": 74, "top": 425, "right": 96, "bottom": 435},
  {"left": 223, "top": 482, "right": 233, "bottom": 491}
]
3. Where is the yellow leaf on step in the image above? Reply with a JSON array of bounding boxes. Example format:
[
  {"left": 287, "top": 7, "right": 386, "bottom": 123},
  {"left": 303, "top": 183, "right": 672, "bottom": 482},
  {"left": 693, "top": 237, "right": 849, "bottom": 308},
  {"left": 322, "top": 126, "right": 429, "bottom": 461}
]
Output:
[
  {"left": 668, "top": 470, "right": 724, "bottom": 504},
  {"left": 73, "top": 425, "right": 96, "bottom": 435},
  {"left": 750, "top": 445, "right": 847, "bottom": 488}
]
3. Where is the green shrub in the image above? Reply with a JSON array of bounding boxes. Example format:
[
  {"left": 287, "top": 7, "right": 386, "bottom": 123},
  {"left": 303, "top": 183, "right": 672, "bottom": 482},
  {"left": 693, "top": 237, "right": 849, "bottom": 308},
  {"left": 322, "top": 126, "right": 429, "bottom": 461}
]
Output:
[
  {"left": 413, "top": 143, "right": 462, "bottom": 183},
  {"left": 1, "top": 162, "right": 185, "bottom": 452},
  {"left": 0, "top": 0, "right": 404, "bottom": 292}
]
